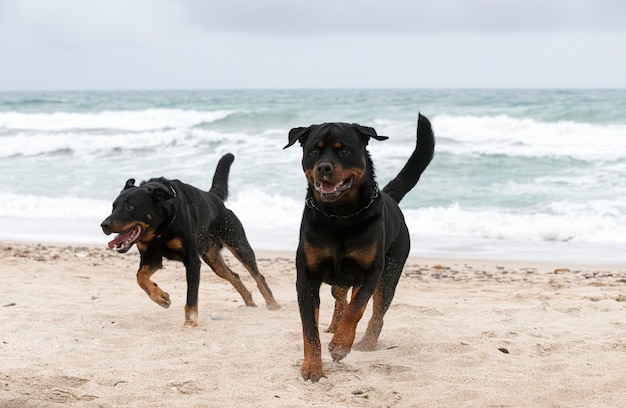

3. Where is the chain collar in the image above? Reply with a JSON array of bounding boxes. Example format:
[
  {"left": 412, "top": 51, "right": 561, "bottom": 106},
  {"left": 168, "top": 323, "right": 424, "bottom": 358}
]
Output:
[{"left": 306, "top": 184, "right": 379, "bottom": 219}]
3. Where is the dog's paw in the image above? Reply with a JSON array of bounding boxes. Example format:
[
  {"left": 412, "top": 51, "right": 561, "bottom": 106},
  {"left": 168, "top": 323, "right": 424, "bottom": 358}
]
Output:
[
  {"left": 266, "top": 301, "right": 281, "bottom": 311},
  {"left": 184, "top": 305, "right": 198, "bottom": 327},
  {"left": 155, "top": 292, "right": 171, "bottom": 308},
  {"left": 242, "top": 298, "right": 258, "bottom": 307},
  {"left": 300, "top": 360, "right": 325, "bottom": 383},
  {"left": 328, "top": 341, "right": 351, "bottom": 362},
  {"left": 184, "top": 317, "right": 198, "bottom": 327},
  {"left": 353, "top": 338, "right": 377, "bottom": 352}
]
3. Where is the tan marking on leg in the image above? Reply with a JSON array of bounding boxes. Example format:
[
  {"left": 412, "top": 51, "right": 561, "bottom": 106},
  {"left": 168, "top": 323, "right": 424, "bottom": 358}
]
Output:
[
  {"left": 328, "top": 297, "right": 369, "bottom": 362},
  {"left": 325, "top": 286, "right": 349, "bottom": 333},
  {"left": 184, "top": 304, "right": 198, "bottom": 327},
  {"left": 203, "top": 248, "right": 256, "bottom": 307},
  {"left": 136, "top": 263, "right": 170, "bottom": 308},
  {"left": 300, "top": 304, "right": 325, "bottom": 382},
  {"left": 354, "top": 284, "right": 383, "bottom": 351},
  {"left": 224, "top": 243, "right": 281, "bottom": 310}
]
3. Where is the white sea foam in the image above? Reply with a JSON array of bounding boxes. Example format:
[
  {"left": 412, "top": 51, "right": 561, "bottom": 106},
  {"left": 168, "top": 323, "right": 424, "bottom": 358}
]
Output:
[
  {"left": 403, "top": 202, "right": 626, "bottom": 246},
  {"left": 2, "top": 111, "right": 624, "bottom": 163},
  {"left": 0, "top": 119, "right": 286, "bottom": 159},
  {"left": 0, "top": 108, "right": 235, "bottom": 131},
  {"left": 0, "top": 129, "right": 192, "bottom": 157},
  {"left": 432, "top": 115, "right": 626, "bottom": 161},
  {"left": 358, "top": 114, "right": 626, "bottom": 168},
  {"left": 0, "top": 193, "right": 110, "bottom": 220}
]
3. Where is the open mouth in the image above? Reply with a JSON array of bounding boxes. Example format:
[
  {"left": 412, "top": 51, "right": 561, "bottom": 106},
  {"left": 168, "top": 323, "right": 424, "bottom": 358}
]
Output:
[
  {"left": 107, "top": 224, "right": 142, "bottom": 253},
  {"left": 314, "top": 176, "right": 353, "bottom": 201}
]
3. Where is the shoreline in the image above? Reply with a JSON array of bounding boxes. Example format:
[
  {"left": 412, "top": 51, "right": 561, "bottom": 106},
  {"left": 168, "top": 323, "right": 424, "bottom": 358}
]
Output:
[
  {"left": 3, "top": 239, "right": 626, "bottom": 272},
  {"left": 3, "top": 239, "right": 626, "bottom": 298},
  {"left": 2, "top": 216, "right": 625, "bottom": 266}
]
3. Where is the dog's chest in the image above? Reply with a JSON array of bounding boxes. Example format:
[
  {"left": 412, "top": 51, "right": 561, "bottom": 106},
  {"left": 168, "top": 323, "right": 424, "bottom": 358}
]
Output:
[{"left": 303, "top": 240, "right": 378, "bottom": 285}]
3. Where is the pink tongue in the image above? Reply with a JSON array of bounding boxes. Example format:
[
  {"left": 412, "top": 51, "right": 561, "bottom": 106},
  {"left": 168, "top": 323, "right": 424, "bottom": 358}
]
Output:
[
  {"left": 108, "top": 229, "right": 134, "bottom": 249},
  {"left": 321, "top": 181, "right": 337, "bottom": 194}
]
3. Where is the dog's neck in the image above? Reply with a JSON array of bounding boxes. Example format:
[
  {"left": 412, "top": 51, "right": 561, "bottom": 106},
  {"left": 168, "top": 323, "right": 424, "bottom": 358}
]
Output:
[{"left": 154, "top": 185, "right": 178, "bottom": 238}]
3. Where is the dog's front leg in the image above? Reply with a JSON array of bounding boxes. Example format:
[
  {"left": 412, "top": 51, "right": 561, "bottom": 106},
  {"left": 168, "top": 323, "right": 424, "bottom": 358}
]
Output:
[
  {"left": 296, "top": 269, "right": 324, "bottom": 382},
  {"left": 136, "top": 262, "right": 170, "bottom": 308},
  {"left": 328, "top": 269, "right": 382, "bottom": 362},
  {"left": 183, "top": 256, "right": 202, "bottom": 327}
]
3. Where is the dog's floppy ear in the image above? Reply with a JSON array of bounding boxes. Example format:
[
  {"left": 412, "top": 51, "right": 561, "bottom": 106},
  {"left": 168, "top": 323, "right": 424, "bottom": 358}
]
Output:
[
  {"left": 122, "top": 178, "right": 136, "bottom": 191},
  {"left": 150, "top": 183, "right": 176, "bottom": 202},
  {"left": 284, "top": 126, "right": 311, "bottom": 149},
  {"left": 354, "top": 124, "right": 389, "bottom": 143}
]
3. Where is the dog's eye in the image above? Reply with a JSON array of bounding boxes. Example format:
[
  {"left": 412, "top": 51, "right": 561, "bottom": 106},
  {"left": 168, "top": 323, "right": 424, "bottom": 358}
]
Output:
[
  {"left": 339, "top": 147, "right": 350, "bottom": 156},
  {"left": 309, "top": 148, "right": 320, "bottom": 156},
  {"left": 126, "top": 203, "right": 134, "bottom": 211}
]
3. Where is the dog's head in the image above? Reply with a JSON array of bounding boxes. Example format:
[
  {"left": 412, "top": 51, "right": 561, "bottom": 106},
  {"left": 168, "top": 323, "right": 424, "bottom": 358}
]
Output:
[
  {"left": 284, "top": 122, "right": 388, "bottom": 203},
  {"left": 100, "top": 178, "right": 176, "bottom": 253}
]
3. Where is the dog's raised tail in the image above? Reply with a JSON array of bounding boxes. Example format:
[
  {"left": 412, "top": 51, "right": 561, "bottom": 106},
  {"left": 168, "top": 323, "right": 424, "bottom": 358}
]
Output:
[
  {"left": 382, "top": 113, "right": 435, "bottom": 204},
  {"left": 209, "top": 153, "right": 235, "bottom": 201}
]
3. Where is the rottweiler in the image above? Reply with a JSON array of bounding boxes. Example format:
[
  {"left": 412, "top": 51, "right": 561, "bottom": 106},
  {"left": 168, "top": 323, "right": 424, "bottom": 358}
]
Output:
[
  {"left": 100, "top": 153, "right": 280, "bottom": 327},
  {"left": 284, "top": 114, "right": 435, "bottom": 382}
]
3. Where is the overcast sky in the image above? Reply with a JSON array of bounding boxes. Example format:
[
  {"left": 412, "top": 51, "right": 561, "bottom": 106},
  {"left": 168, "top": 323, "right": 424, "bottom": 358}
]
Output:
[{"left": 1, "top": 0, "right": 625, "bottom": 90}]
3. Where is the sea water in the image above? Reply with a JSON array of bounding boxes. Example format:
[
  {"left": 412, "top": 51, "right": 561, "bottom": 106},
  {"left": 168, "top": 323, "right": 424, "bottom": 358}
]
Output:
[{"left": 1, "top": 89, "right": 625, "bottom": 263}]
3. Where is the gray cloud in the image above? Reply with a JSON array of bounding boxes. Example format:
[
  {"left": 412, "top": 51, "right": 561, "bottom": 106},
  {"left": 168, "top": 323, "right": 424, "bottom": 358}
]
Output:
[
  {"left": 181, "top": 0, "right": 626, "bottom": 35},
  {"left": 0, "top": 0, "right": 624, "bottom": 90}
]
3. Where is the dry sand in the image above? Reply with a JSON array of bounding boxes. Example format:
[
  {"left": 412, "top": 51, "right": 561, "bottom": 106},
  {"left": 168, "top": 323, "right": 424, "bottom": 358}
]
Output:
[{"left": 1, "top": 242, "right": 625, "bottom": 407}]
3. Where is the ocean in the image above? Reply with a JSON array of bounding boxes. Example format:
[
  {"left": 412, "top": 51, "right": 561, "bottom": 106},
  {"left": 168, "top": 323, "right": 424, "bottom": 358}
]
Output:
[{"left": 1, "top": 89, "right": 625, "bottom": 264}]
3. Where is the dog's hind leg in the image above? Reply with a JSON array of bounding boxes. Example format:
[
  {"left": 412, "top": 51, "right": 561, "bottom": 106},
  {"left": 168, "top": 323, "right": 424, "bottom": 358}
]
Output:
[
  {"left": 325, "top": 285, "right": 349, "bottom": 333},
  {"left": 221, "top": 211, "right": 281, "bottom": 310},
  {"left": 353, "top": 252, "right": 407, "bottom": 351},
  {"left": 202, "top": 247, "right": 257, "bottom": 307}
]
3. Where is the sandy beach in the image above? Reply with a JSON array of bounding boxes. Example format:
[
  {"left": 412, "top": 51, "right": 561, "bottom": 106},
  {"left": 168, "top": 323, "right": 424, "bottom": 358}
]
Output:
[{"left": 1, "top": 241, "right": 625, "bottom": 407}]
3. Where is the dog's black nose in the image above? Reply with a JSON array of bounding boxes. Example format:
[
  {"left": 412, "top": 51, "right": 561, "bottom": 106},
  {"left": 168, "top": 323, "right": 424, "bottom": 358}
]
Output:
[
  {"left": 101, "top": 219, "right": 111, "bottom": 235},
  {"left": 316, "top": 161, "right": 333, "bottom": 176}
]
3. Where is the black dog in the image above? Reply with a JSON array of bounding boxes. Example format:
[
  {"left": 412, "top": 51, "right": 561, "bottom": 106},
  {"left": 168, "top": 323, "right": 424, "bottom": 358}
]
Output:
[
  {"left": 100, "top": 153, "right": 280, "bottom": 327},
  {"left": 284, "top": 114, "right": 435, "bottom": 382}
]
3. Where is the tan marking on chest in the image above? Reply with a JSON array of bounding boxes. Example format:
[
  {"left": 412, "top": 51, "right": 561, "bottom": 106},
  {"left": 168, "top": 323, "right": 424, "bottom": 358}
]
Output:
[
  {"left": 166, "top": 237, "right": 184, "bottom": 252},
  {"left": 345, "top": 243, "right": 378, "bottom": 268},
  {"left": 303, "top": 241, "right": 333, "bottom": 269}
]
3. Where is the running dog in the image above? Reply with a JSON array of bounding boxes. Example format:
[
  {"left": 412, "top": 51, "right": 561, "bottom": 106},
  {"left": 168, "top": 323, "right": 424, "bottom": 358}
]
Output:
[
  {"left": 284, "top": 114, "right": 435, "bottom": 381},
  {"left": 100, "top": 153, "right": 280, "bottom": 327}
]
